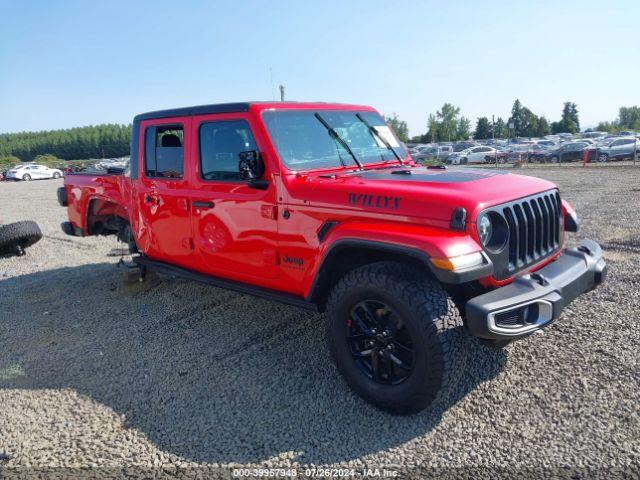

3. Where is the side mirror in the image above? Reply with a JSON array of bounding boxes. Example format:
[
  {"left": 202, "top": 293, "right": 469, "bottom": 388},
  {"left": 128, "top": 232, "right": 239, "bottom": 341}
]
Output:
[
  {"left": 238, "top": 150, "right": 264, "bottom": 180},
  {"left": 238, "top": 150, "right": 268, "bottom": 190}
]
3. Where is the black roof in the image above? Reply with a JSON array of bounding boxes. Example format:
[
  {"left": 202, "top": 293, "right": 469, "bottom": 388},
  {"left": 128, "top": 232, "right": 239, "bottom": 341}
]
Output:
[{"left": 133, "top": 102, "right": 251, "bottom": 122}]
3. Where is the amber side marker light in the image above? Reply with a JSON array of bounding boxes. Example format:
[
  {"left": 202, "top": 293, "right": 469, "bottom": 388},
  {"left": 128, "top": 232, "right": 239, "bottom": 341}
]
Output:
[{"left": 430, "top": 252, "right": 484, "bottom": 271}]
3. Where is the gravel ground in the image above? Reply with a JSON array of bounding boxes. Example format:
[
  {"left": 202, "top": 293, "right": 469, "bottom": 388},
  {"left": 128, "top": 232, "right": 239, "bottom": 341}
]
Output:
[{"left": 0, "top": 168, "right": 638, "bottom": 478}]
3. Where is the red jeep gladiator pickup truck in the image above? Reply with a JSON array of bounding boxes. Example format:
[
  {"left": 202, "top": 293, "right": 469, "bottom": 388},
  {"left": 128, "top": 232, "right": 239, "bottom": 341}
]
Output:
[{"left": 58, "top": 102, "right": 606, "bottom": 413}]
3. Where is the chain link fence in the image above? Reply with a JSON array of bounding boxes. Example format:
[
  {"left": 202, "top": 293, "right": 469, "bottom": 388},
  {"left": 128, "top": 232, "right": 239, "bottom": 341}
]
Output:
[{"left": 483, "top": 142, "right": 638, "bottom": 169}]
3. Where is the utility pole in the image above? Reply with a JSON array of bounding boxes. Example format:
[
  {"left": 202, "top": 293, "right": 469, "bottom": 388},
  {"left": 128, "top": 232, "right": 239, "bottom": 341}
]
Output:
[
  {"left": 492, "top": 115, "right": 495, "bottom": 142},
  {"left": 279, "top": 85, "right": 286, "bottom": 102},
  {"left": 493, "top": 115, "right": 497, "bottom": 167}
]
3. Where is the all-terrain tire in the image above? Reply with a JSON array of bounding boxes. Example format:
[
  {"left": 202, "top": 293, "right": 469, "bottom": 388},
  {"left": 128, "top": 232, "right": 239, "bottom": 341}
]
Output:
[
  {"left": 0, "top": 221, "right": 43, "bottom": 254},
  {"left": 325, "top": 261, "right": 468, "bottom": 414}
]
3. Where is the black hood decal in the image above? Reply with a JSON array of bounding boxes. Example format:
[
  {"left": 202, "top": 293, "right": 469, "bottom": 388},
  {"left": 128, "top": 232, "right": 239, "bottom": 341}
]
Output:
[{"left": 359, "top": 168, "right": 507, "bottom": 183}]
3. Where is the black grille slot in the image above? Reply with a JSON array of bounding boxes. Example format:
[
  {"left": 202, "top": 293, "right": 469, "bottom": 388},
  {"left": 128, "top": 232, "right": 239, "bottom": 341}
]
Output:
[
  {"left": 502, "top": 191, "right": 562, "bottom": 274},
  {"left": 494, "top": 309, "right": 525, "bottom": 328}
]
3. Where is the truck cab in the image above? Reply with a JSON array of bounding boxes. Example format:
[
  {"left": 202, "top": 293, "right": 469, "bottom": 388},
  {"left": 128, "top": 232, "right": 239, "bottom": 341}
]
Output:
[{"left": 59, "top": 102, "right": 606, "bottom": 413}]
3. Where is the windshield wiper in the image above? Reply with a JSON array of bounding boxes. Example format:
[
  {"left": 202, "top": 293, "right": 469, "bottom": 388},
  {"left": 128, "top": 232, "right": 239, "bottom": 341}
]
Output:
[
  {"left": 314, "top": 112, "right": 363, "bottom": 171},
  {"left": 355, "top": 113, "right": 404, "bottom": 165}
]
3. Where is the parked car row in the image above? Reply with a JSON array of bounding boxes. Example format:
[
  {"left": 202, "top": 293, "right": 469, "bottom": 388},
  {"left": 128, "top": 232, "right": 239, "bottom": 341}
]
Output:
[
  {"left": 408, "top": 131, "right": 640, "bottom": 164},
  {"left": 1, "top": 157, "right": 131, "bottom": 182}
]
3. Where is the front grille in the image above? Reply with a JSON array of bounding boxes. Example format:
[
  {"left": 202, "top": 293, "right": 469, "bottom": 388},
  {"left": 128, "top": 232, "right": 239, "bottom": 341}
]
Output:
[
  {"left": 502, "top": 191, "right": 562, "bottom": 273},
  {"left": 482, "top": 189, "right": 563, "bottom": 280}
]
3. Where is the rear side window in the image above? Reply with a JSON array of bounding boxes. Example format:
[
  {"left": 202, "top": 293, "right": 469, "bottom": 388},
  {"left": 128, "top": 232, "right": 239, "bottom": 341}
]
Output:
[
  {"left": 144, "top": 125, "right": 184, "bottom": 178},
  {"left": 199, "top": 120, "right": 257, "bottom": 181}
]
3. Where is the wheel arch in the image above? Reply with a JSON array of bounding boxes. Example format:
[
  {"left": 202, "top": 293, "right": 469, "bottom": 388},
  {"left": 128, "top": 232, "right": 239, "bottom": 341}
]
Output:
[
  {"left": 86, "top": 196, "right": 129, "bottom": 236},
  {"left": 307, "top": 239, "right": 436, "bottom": 311}
]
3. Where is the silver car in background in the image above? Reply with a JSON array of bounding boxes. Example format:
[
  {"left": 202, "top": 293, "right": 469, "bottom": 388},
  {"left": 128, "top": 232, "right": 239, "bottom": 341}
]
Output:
[
  {"left": 596, "top": 137, "right": 639, "bottom": 162},
  {"left": 411, "top": 145, "right": 454, "bottom": 162}
]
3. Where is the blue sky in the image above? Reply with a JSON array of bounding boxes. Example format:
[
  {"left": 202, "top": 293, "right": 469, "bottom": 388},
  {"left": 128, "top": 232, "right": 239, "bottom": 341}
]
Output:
[{"left": 1, "top": 0, "right": 638, "bottom": 135}]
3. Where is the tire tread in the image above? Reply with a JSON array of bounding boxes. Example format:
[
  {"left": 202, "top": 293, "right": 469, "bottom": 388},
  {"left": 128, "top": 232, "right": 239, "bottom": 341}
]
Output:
[{"left": 0, "top": 221, "right": 43, "bottom": 253}]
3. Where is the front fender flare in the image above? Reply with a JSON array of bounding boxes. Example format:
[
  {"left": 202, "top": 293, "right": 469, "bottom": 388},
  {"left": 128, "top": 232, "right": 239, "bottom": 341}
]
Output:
[{"left": 305, "top": 223, "right": 493, "bottom": 304}]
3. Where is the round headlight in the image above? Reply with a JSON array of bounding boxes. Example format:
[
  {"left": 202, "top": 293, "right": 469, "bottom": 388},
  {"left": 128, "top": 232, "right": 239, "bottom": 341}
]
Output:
[
  {"left": 477, "top": 212, "right": 509, "bottom": 253},
  {"left": 477, "top": 214, "right": 492, "bottom": 246}
]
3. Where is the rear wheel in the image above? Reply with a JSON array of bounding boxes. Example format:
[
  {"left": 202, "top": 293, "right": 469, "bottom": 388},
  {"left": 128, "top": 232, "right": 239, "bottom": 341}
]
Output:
[
  {"left": 551, "top": 156, "right": 559, "bottom": 164},
  {"left": 52, "top": 171, "right": 61, "bottom": 179},
  {"left": 22, "top": 173, "right": 31, "bottom": 181},
  {"left": 325, "top": 262, "right": 467, "bottom": 414}
]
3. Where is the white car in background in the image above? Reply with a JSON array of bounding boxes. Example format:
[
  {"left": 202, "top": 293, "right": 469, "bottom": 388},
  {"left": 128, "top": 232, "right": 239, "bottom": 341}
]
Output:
[
  {"left": 446, "top": 146, "right": 497, "bottom": 165},
  {"left": 6, "top": 164, "right": 64, "bottom": 181}
]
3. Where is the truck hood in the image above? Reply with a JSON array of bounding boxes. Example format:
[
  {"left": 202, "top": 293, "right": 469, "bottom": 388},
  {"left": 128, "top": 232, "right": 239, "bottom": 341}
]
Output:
[{"left": 286, "top": 166, "right": 558, "bottom": 228}]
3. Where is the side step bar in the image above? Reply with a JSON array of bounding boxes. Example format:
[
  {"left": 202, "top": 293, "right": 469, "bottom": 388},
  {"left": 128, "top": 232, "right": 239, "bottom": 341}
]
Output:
[{"left": 133, "top": 256, "right": 319, "bottom": 312}]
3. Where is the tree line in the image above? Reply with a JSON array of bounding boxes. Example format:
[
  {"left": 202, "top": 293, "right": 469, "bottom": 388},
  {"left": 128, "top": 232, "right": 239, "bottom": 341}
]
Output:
[
  {"left": 390, "top": 102, "right": 640, "bottom": 144},
  {"left": 406, "top": 99, "right": 581, "bottom": 143},
  {"left": 0, "top": 124, "right": 131, "bottom": 162},
  {"left": 596, "top": 106, "right": 640, "bottom": 133}
]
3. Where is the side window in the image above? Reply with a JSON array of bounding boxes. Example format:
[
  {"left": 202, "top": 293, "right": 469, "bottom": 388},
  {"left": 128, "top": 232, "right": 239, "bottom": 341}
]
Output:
[
  {"left": 610, "top": 140, "right": 620, "bottom": 147},
  {"left": 199, "top": 120, "right": 257, "bottom": 181},
  {"left": 144, "top": 125, "right": 184, "bottom": 178}
]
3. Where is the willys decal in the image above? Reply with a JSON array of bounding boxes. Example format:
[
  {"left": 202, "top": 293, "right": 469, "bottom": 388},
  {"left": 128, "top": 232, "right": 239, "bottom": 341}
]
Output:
[{"left": 348, "top": 193, "right": 402, "bottom": 210}]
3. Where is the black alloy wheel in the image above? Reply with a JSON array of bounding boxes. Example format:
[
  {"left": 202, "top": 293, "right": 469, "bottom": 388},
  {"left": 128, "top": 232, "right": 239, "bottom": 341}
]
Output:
[{"left": 347, "top": 300, "right": 414, "bottom": 385}]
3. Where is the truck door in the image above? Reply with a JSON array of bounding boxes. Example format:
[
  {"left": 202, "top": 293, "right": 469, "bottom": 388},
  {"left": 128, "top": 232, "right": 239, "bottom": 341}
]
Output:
[
  {"left": 132, "top": 118, "right": 194, "bottom": 268},
  {"left": 188, "top": 114, "right": 279, "bottom": 281}
]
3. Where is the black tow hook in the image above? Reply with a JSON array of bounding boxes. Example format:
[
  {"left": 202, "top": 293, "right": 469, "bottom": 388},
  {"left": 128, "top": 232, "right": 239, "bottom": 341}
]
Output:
[
  {"left": 577, "top": 245, "right": 593, "bottom": 256},
  {"left": 530, "top": 272, "right": 549, "bottom": 286}
]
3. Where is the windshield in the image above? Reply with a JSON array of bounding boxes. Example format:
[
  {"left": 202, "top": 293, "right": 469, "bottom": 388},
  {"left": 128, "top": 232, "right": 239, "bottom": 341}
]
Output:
[{"left": 262, "top": 110, "right": 407, "bottom": 170}]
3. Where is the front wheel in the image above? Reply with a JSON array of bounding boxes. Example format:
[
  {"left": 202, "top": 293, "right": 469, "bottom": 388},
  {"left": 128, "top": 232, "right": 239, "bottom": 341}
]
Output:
[
  {"left": 598, "top": 153, "right": 608, "bottom": 163},
  {"left": 325, "top": 262, "right": 467, "bottom": 414},
  {"left": 551, "top": 156, "right": 559, "bottom": 164}
]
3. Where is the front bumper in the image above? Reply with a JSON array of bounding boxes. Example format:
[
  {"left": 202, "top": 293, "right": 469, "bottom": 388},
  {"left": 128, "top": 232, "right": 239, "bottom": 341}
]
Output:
[{"left": 466, "top": 239, "right": 607, "bottom": 340}]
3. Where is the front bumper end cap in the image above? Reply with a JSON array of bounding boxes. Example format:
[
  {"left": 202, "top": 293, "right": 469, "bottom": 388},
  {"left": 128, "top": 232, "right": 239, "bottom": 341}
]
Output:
[{"left": 465, "top": 239, "right": 607, "bottom": 340}]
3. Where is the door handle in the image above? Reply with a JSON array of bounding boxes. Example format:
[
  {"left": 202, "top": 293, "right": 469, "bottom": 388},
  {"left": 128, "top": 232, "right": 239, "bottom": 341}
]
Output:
[{"left": 193, "top": 200, "right": 214, "bottom": 209}]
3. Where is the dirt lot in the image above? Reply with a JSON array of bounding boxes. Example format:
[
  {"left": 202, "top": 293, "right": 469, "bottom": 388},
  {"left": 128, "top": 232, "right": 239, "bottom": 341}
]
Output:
[{"left": 0, "top": 168, "right": 638, "bottom": 478}]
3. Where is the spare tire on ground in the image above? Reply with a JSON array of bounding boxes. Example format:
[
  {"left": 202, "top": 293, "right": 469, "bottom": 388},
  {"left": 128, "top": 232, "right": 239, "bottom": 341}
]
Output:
[{"left": 0, "top": 221, "right": 43, "bottom": 256}]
